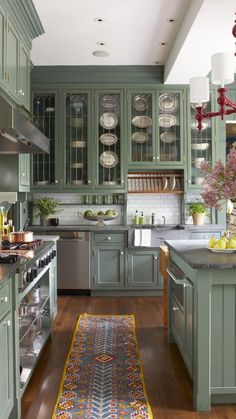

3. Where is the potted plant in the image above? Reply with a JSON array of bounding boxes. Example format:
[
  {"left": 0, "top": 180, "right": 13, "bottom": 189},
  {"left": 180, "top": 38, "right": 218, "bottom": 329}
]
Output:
[
  {"left": 187, "top": 202, "right": 207, "bottom": 226},
  {"left": 34, "top": 197, "right": 62, "bottom": 226}
]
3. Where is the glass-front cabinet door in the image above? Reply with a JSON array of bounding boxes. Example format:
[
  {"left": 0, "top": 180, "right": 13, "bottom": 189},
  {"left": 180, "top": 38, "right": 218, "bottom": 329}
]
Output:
[
  {"left": 157, "top": 91, "right": 182, "bottom": 163},
  {"left": 187, "top": 95, "right": 213, "bottom": 188},
  {"left": 128, "top": 91, "right": 154, "bottom": 165},
  {"left": 94, "top": 90, "right": 125, "bottom": 189},
  {"left": 63, "top": 91, "right": 92, "bottom": 188},
  {"left": 32, "top": 91, "right": 59, "bottom": 188}
]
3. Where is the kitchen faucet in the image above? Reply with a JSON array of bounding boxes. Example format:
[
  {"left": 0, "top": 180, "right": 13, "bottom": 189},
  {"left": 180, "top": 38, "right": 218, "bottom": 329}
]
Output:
[{"left": 162, "top": 215, "right": 166, "bottom": 226}]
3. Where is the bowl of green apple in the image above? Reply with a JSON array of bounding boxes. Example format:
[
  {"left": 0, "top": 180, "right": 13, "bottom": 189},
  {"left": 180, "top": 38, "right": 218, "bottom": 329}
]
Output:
[
  {"left": 81, "top": 209, "right": 119, "bottom": 226},
  {"left": 207, "top": 234, "right": 236, "bottom": 253}
]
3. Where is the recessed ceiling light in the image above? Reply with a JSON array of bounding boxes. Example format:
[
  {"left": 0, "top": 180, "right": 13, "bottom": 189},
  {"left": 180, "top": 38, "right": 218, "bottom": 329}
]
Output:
[
  {"left": 159, "top": 42, "right": 167, "bottom": 46},
  {"left": 92, "top": 50, "right": 110, "bottom": 57},
  {"left": 96, "top": 42, "right": 106, "bottom": 47},
  {"left": 93, "top": 17, "right": 105, "bottom": 23},
  {"left": 167, "top": 18, "right": 176, "bottom": 23},
  {"left": 154, "top": 61, "right": 161, "bottom": 64}
]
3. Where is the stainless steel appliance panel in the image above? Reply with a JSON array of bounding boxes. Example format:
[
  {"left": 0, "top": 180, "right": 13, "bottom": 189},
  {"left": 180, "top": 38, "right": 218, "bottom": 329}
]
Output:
[{"left": 57, "top": 232, "right": 90, "bottom": 290}]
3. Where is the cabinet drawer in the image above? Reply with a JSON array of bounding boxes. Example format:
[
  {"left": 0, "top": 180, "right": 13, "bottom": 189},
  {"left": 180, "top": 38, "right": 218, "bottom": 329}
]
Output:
[
  {"left": 171, "top": 296, "right": 184, "bottom": 352},
  {"left": 0, "top": 281, "right": 11, "bottom": 317},
  {"left": 94, "top": 233, "right": 125, "bottom": 245}
]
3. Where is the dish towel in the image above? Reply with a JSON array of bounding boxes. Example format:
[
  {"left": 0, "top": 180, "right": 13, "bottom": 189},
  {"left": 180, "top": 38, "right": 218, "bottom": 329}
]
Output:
[{"left": 134, "top": 229, "right": 151, "bottom": 246}]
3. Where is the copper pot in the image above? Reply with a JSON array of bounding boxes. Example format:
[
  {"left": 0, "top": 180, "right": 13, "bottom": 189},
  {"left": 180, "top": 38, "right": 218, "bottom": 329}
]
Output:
[{"left": 9, "top": 231, "right": 34, "bottom": 243}]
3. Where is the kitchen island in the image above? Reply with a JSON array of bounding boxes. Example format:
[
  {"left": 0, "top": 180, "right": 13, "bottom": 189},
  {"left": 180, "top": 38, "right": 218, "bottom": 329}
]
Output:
[{"left": 165, "top": 240, "right": 236, "bottom": 411}]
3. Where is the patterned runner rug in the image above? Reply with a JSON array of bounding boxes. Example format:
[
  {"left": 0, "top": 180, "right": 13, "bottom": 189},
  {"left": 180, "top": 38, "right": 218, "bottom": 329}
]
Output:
[{"left": 52, "top": 313, "right": 153, "bottom": 419}]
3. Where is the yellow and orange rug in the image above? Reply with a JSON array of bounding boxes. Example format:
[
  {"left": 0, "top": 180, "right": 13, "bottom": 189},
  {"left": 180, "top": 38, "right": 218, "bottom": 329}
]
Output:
[{"left": 52, "top": 313, "right": 153, "bottom": 419}]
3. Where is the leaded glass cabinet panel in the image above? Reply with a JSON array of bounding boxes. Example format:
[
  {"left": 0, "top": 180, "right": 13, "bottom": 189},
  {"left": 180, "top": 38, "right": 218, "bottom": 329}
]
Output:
[
  {"left": 129, "top": 92, "right": 154, "bottom": 164},
  {"left": 64, "top": 92, "right": 91, "bottom": 187},
  {"left": 157, "top": 92, "right": 181, "bottom": 162},
  {"left": 95, "top": 91, "right": 124, "bottom": 188},
  {"left": 32, "top": 92, "right": 57, "bottom": 187}
]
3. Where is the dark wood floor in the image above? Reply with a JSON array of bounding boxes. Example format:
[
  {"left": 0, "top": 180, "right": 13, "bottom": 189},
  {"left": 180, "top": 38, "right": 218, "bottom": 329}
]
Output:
[{"left": 21, "top": 296, "right": 236, "bottom": 419}]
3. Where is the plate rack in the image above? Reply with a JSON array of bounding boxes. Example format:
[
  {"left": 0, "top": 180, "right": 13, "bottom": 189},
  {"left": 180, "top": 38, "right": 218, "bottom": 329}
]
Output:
[{"left": 128, "top": 172, "right": 184, "bottom": 194}]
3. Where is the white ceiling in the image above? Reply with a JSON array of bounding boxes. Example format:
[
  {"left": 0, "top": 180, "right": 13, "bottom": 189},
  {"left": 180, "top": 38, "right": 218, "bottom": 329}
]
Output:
[{"left": 31, "top": 0, "right": 236, "bottom": 85}]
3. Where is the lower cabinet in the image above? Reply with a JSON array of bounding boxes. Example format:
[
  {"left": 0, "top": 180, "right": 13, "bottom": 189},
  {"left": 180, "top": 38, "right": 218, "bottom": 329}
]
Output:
[
  {"left": 127, "top": 250, "right": 159, "bottom": 288},
  {"left": 93, "top": 246, "right": 125, "bottom": 289},
  {"left": 0, "top": 281, "right": 14, "bottom": 419}
]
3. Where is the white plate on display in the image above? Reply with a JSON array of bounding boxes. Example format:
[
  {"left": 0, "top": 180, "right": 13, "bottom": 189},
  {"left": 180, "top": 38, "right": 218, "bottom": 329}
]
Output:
[
  {"left": 100, "top": 95, "right": 117, "bottom": 109},
  {"left": 71, "top": 117, "right": 84, "bottom": 128},
  {"left": 159, "top": 114, "right": 176, "bottom": 128},
  {"left": 99, "top": 151, "right": 119, "bottom": 168},
  {"left": 159, "top": 93, "right": 178, "bottom": 112},
  {"left": 191, "top": 143, "right": 209, "bottom": 150},
  {"left": 132, "top": 116, "right": 152, "bottom": 128},
  {"left": 160, "top": 131, "right": 176, "bottom": 144},
  {"left": 71, "top": 179, "right": 84, "bottom": 185},
  {"left": 132, "top": 95, "right": 148, "bottom": 111},
  {"left": 207, "top": 247, "right": 236, "bottom": 253},
  {"left": 34, "top": 180, "right": 49, "bottom": 186},
  {"left": 131, "top": 132, "right": 148, "bottom": 143},
  {"left": 100, "top": 112, "right": 118, "bottom": 129},
  {"left": 100, "top": 133, "right": 118, "bottom": 145},
  {"left": 71, "top": 162, "right": 84, "bottom": 169},
  {"left": 169, "top": 175, "right": 176, "bottom": 191},
  {"left": 71, "top": 140, "right": 86, "bottom": 148}
]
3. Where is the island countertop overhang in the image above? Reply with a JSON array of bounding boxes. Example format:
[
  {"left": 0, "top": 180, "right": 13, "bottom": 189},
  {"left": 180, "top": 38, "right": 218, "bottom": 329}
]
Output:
[{"left": 164, "top": 240, "right": 236, "bottom": 269}]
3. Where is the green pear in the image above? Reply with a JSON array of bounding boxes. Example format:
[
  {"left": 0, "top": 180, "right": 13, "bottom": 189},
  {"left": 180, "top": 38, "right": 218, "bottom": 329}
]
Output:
[
  {"left": 208, "top": 235, "right": 218, "bottom": 248},
  {"left": 213, "top": 239, "right": 227, "bottom": 249},
  {"left": 226, "top": 239, "right": 236, "bottom": 249}
]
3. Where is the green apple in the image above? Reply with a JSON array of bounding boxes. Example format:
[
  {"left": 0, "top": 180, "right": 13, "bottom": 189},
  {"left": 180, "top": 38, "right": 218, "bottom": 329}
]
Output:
[
  {"left": 97, "top": 211, "right": 105, "bottom": 216},
  {"left": 213, "top": 239, "right": 227, "bottom": 249},
  {"left": 84, "top": 210, "right": 93, "bottom": 217},
  {"left": 105, "top": 209, "right": 113, "bottom": 216},
  {"left": 113, "top": 210, "right": 118, "bottom": 216}
]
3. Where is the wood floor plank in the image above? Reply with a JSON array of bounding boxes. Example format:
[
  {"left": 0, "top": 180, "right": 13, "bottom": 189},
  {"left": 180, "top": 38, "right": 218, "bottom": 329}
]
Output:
[{"left": 21, "top": 296, "right": 236, "bottom": 419}]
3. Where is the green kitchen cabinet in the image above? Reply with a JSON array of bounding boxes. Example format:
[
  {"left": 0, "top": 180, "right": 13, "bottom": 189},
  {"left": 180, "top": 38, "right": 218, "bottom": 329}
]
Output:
[
  {"left": 0, "top": 280, "right": 14, "bottom": 419},
  {"left": 0, "top": 3, "right": 6, "bottom": 88},
  {"left": 5, "top": 16, "right": 19, "bottom": 100},
  {"left": 0, "top": 154, "right": 30, "bottom": 192},
  {"left": 94, "top": 90, "right": 126, "bottom": 191},
  {"left": 31, "top": 91, "right": 59, "bottom": 188},
  {"left": 185, "top": 90, "right": 217, "bottom": 192},
  {"left": 18, "top": 40, "right": 30, "bottom": 109},
  {"left": 127, "top": 249, "right": 159, "bottom": 288},
  {"left": 92, "top": 233, "right": 126, "bottom": 289},
  {"left": 128, "top": 89, "right": 185, "bottom": 168}
]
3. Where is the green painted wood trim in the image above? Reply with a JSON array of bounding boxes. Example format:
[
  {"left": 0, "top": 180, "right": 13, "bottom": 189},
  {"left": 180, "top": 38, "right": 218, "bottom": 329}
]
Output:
[
  {"left": 91, "top": 290, "right": 163, "bottom": 296},
  {"left": 31, "top": 65, "right": 164, "bottom": 84}
]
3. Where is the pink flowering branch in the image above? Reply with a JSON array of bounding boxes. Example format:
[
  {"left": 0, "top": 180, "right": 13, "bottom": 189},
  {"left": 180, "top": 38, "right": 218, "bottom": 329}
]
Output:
[{"left": 200, "top": 149, "right": 236, "bottom": 209}]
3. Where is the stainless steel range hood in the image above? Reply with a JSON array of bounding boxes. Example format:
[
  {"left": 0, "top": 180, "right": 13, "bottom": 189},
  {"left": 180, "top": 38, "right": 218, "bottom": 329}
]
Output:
[{"left": 0, "top": 95, "right": 50, "bottom": 154}]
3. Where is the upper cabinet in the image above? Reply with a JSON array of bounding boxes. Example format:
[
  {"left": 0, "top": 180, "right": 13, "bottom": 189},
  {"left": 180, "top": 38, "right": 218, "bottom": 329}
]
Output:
[
  {"left": 128, "top": 89, "right": 184, "bottom": 168},
  {"left": 0, "top": 0, "right": 44, "bottom": 109},
  {"left": 186, "top": 91, "right": 215, "bottom": 190},
  {"left": 95, "top": 90, "right": 125, "bottom": 190},
  {"left": 63, "top": 90, "right": 92, "bottom": 188},
  {"left": 32, "top": 91, "right": 59, "bottom": 188}
]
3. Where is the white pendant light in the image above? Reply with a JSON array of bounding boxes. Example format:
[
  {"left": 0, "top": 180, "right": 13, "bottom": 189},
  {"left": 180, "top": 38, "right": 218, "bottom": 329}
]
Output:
[
  {"left": 190, "top": 76, "right": 210, "bottom": 105},
  {"left": 211, "top": 52, "right": 234, "bottom": 86}
]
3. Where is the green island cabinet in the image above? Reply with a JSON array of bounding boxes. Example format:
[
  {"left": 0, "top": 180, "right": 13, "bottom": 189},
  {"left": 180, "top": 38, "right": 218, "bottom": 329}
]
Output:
[
  {"left": 167, "top": 241, "right": 236, "bottom": 411},
  {"left": 31, "top": 88, "right": 126, "bottom": 192},
  {"left": 0, "top": 279, "right": 14, "bottom": 419}
]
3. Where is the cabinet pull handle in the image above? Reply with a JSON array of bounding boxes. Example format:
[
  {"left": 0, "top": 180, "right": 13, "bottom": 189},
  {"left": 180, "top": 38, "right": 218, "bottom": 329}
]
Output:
[
  {"left": 120, "top": 251, "right": 124, "bottom": 255},
  {"left": 0, "top": 296, "right": 8, "bottom": 303},
  {"left": 154, "top": 256, "right": 157, "bottom": 260},
  {"left": 55, "top": 180, "right": 58, "bottom": 184},
  {"left": 156, "top": 156, "right": 160, "bottom": 160},
  {"left": 3, "top": 320, "right": 10, "bottom": 327},
  {"left": 88, "top": 180, "right": 91, "bottom": 184},
  {"left": 107, "top": 236, "right": 111, "bottom": 240},
  {"left": 173, "top": 306, "right": 179, "bottom": 311}
]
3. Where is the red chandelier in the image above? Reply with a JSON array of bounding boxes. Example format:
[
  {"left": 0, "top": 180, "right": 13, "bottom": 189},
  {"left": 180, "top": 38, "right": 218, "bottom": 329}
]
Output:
[{"left": 190, "top": 14, "right": 236, "bottom": 130}]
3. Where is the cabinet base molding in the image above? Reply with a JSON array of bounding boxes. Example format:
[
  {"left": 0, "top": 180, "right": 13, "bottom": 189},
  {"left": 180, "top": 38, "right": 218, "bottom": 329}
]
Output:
[{"left": 91, "top": 289, "right": 163, "bottom": 297}]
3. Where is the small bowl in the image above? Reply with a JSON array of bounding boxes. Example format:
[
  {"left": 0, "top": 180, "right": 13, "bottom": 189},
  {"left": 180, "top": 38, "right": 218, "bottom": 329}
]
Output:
[
  {"left": 191, "top": 143, "right": 209, "bottom": 150},
  {"left": 49, "top": 218, "right": 59, "bottom": 226},
  {"left": 193, "top": 157, "right": 205, "bottom": 168}
]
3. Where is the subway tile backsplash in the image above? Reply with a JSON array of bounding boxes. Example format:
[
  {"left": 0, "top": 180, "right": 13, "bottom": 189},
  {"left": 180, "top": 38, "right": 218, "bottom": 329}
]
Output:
[{"left": 127, "top": 193, "right": 181, "bottom": 225}]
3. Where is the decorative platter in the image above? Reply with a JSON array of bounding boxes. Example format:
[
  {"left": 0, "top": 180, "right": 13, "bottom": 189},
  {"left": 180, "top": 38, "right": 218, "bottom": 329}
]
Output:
[
  {"left": 160, "top": 131, "right": 176, "bottom": 144},
  {"left": 191, "top": 143, "right": 209, "bottom": 150},
  {"left": 132, "top": 95, "right": 148, "bottom": 111},
  {"left": 169, "top": 175, "right": 176, "bottom": 191},
  {"left": 100, "top": 112, "right": 118, "bottom": 129},
  {"left": 99, "top": 151, "right": 119, "bottom": 168},
  {"left": 131, "top": 131, "right": 148, "bottom": 143},
  {"left": 159, "top": 114, "right": 176, "bottom": 128},
  {"left": 131, "top": 116, "right": 152, "bottom": 128},
  {"left": 80, "top": 212, "right": 119, "bottom": 226},
  {"left": 207, "top": 247, "right": 236, "bottom": 253},
  {"left": 100, "top": 95, "right": 117, "bottom": 109},
  {"left": 159, "top": 93, "right": 178, "bottom": 112},
  {"left": 99, "top": 133, "right": 118, "bottom": 145}
]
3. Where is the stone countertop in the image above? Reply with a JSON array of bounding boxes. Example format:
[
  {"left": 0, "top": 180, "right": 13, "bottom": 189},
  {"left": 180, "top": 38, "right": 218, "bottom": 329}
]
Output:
[
  {"left": 164, "top": 240, "right": 236, "bottom": 269},
  {"left": 29, "top": 224, "right": 225, "bottom": 232}
]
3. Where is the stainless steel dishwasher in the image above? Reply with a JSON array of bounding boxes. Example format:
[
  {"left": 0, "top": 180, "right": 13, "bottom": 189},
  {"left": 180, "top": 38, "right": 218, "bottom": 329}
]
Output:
[{"left": 57, "top": 231, "right": 90, "bottom": 294}]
